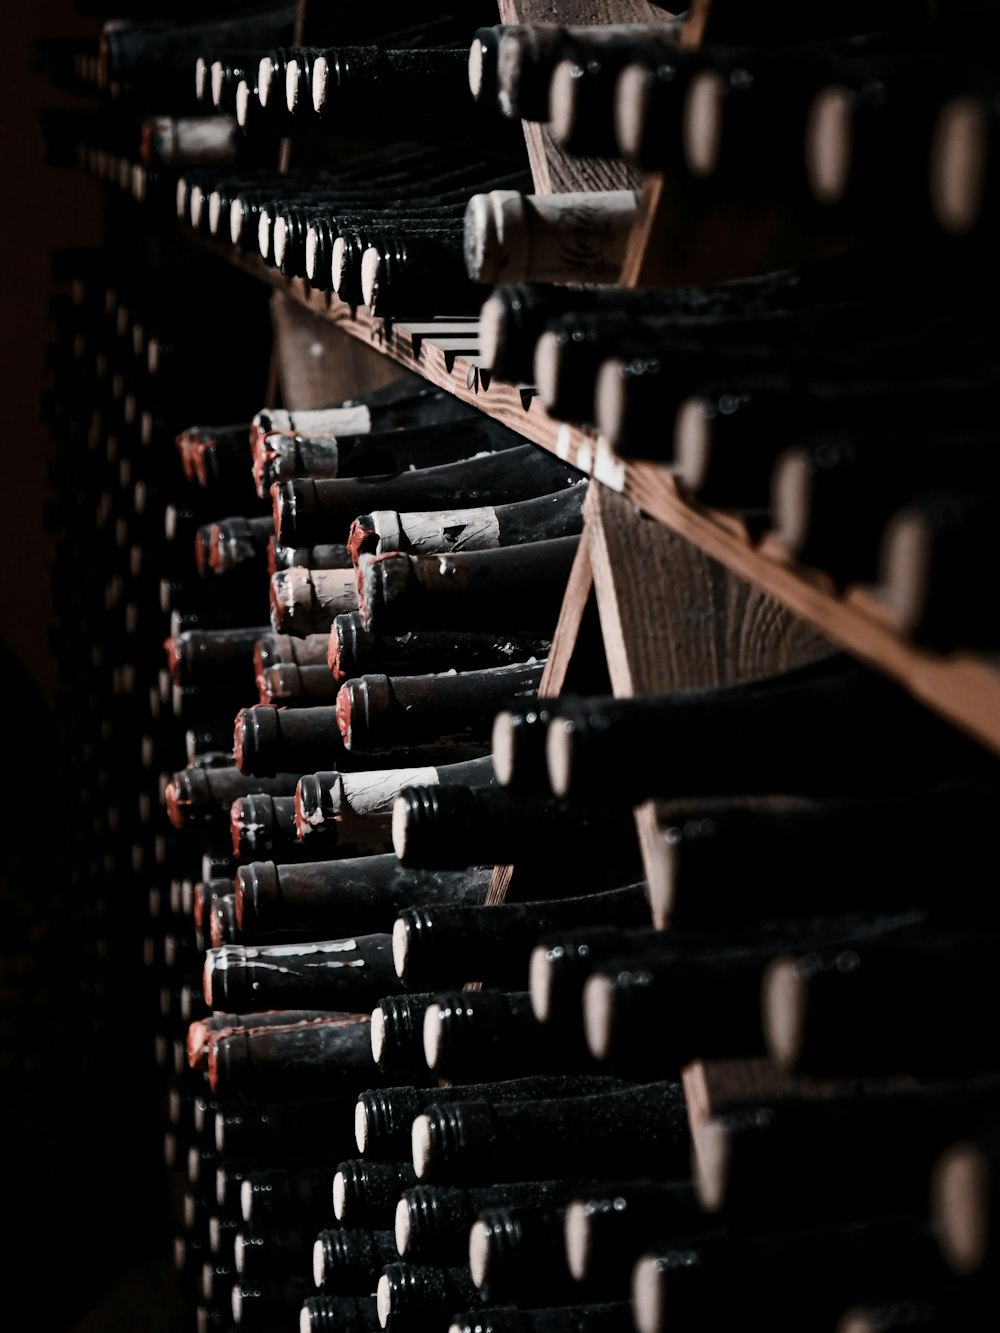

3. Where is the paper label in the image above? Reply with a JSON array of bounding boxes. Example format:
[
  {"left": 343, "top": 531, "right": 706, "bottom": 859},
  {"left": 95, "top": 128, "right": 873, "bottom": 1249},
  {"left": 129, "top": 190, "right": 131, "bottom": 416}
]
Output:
[{"left": 375, "top": 506, "right": 501, "bottom": 554}]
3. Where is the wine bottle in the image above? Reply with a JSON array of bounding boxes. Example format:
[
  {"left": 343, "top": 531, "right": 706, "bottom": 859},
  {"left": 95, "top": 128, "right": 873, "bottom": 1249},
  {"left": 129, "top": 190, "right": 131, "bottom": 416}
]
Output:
[
  {"left": 294, "top": 755, "right": 495, "bottom": 849},
  {"left": 233, "top": 1274, "right": 316, "bottom": 1329},
  {"left": 376, "top": 1262, "right": 480, "bottom": 1332},
  {"left": 300, "top": 1295, "right": 380, "bottom": 1333},
  {"left": 464, "top": 191, "right": 639, "bottom": 286},
  {"left": 668, "top": 374, "right": 998, "bottom": 501},
  {"left": 929, "top": 89, "right": 994, "bottom": 236},
  {"left": 580, "top": 909, "right": 927, "bottom": 1072},
  {"left": 392, "top": 885, "right": 651, "bottom": 989},
  {"left": 255, "top": 632, "right": 331, "bottom": 671},
  {"left": 770, "top": 432, "right": 1000, "bottom": 587},
  {"left": 206, "top": 1013, "right": 378, "bottom": 1097},
  {"left": 270, "top": 567, "right": 358, "bottom": 634},
  {"left": 251, "top": 378, "right": 474, "bottom": 447},
  {"left": 349, "top": 484, "right": 586, "bottom": 559},
  {"left": 632, "top": 1218, "right": 950, "bottom": 1333},
  {"left": 422, "top": 990, "right": 595, "bottom": 1079},
  {"left": 166, "top": 767, "right": 302, "bottom": 830},
  {"left": 931, "top": 1128, "right": 1000, "bottom": 1276},
  {"left": 274, "top": 444, "right": 582, "bottom": 547},
  {"left": 696, "top": 1072, "right": 1000, "bottom": 1221},
  {"left": 836, "top": 1293, "right": 1000, "bottom": 1332},
  {"left": 234, "top": 1224, "right": 314, "bottom": 1283},
  {"left": 256, "top": 663, "right": 340, "bottom": 707},
  {"left": 491, "top": 22, "right": 684, "bottom": 121},
  {"left": 564, "top": 1182, "right": 703, "bottom": 1284},
  {"left": 391, "top": 785, "right": 643, "bottom": 872},
  {"left": 215, "top": 1095, "right": 357, "bottom": 1160},
  {"left": 313, "top": 1227, "right": 399, "bottom": 1291},
  {"left": 254, "top": 415, "right": 523, "bottom": 495},
  {"left": 643, "top": 784, "right": 1000, "bottom": 930},
  {"left": 204, "top": 934, "right": 401, "bottom": 1012},
  {"left": 878, "top": 490, "right": 1000, "bottom": 649},
  {"left": 206, "top": 517, "right": 275, "bottom": 576},
  {"left": 333, "top": 1159, "right": 419, "bottom": 1226},
  {"left": 338, "top": 660, "right": 545, "bottom": 754},
  {"left": 239, "top": 1165, "right": 335, "bottom": 1228},
  {"left": 356, "top": 1075, "right": 627, "bottom": 1160},
  {"left": 187, "top": 1010, "right": 345, "bottom": 1072},
  {"left": 311, "top": 46, "right": 492, "bottom": 121},
  {"left": 470, "top": 1205, "right": 579, "bottom": 1304},
  {"left": 398, "top": 1180, "right": 593, "bottom": 1265},
  {"left": 167, "top": 627, "right": 270, "bottom": 689},
  {"left": 362, "top": 230, "right": 486, "bottom": 319},
  {"left": 235, "top": 703, "right": 358, "bottom": 777},
  {"left": 100, "top": 6, "right": 296, "bottom": 104},
  {"left": 763, "top": 929, "right": 1000, "bottom": 1075},
  {"left": 230, "top": 793, "right": 327, "bottom": 862},
  {"left": 411, "top": 1080, "right": 688, "bottom": 1184},
  {"left": 357, "top": 537, "right": 578, "bottom": 637},
  {"left": 329, "top": 613, "right": 551, "bottom": 683},
  {"left": 449, "top": 1306, "right": 635, "bottom": 1333},
  {"left": 544, "top": 655, "right": 993, "bottom": 805},
  {"left": 371, "top": 993, "right": 440, "bottom": 1075},
  {"left": 236, "top": 856, "right": 491, "bottom": 935}
]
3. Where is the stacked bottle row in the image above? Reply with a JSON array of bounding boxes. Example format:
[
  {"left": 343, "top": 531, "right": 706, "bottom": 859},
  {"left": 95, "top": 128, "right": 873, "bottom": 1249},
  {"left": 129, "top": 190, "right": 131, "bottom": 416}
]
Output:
[
  {"left": 35, "top": 7, "right": 1000, "bottom": 1333},
  {"left": 122, "top": 256, "right": 999, "bottom": 1330},
  {"left": 40, "top": 5, "right": 1000, "bottom": 655},
  {"left": 475, "top": 239, "right": 1000, "bottom": 653},
  {"left": 469, "top": 8, "right": 1000, "bottom": 238}
]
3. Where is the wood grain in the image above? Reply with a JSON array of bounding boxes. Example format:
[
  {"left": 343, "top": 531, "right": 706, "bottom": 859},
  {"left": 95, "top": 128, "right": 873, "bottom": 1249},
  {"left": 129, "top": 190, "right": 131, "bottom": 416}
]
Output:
[
  {"left": 270, "top": 289, "right": 415, "bottom": 409},
  {"left": 586, "top": 485, "right": 829, "bottom": 698},
  {"left": 586, "top": 484, "right": 830, "bottom": 898}
]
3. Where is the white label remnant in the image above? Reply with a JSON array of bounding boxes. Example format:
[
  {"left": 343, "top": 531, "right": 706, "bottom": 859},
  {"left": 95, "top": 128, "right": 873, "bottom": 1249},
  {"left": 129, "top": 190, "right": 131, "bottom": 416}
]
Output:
[{"left": 373, "top": 506, "right": 501, "bottom": 555}]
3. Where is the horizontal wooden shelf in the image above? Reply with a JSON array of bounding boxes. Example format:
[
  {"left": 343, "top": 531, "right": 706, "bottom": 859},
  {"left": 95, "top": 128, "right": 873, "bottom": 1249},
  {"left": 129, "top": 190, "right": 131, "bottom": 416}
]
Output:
[{"left": 224, "top": 245, "right": 1000, "bottom": 760}]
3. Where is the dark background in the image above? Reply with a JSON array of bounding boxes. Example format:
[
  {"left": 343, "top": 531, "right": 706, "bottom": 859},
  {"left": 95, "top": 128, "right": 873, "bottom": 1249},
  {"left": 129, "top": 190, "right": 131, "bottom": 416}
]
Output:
[
  {"left": 3, "top": 0, "right": 102, "bottom": 699},
  {"left": 0, "top": 6, "right": 177, "bottom": 1328}
]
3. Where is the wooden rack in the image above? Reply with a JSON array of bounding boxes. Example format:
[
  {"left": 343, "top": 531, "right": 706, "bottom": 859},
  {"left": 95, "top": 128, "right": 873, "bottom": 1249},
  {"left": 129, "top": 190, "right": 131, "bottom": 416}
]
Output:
[{"left": 235, "top": 0, "right": 1000, "bottom": 919}]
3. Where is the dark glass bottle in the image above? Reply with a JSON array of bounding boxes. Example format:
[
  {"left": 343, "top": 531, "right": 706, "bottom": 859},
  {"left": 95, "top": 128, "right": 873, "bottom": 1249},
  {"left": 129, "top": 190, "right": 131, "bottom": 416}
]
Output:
[
  {"left": 464, "top": 190, "right": 638, "bottom": 286},
  {"left": 329, "top": 612, "right": 551, "bottom": 683},
  {"left": 236, "top": 856, "right": 491, "bottom": 935},
  {"left": 376, "top": 1262, "right": 480, "bottom": 1332},
  {"left": 205, "top": 1014, "right": 379, "bottom": 1097},
  {"left": 763, "top": 929, "right": 1000, "bottom": 1076},
  {"left": 204, "top": 933, "right": 401, "bottom": 1012},
  {"left": 564, "top": 1181, "right": 703, "bottom": 1284},
  {"left": 697, "top": 1072, "right": 1000, "bottom": 1221},
  {"left": 411, "top": 1080, "right": 688, "bottom": 1184},
  {"left": 492, "top": 21, "right": 684, "bottom": 121},
  {"left": 643, "top": 783, "right": 1000, "bottom": 930},
  {"left": 632, "top": 1218, "right": 950, "bottom": 1333},
  {"left": 269, "top": 566, "right": 358, "bottom": 635},
  {"left": 391, "top": 785, "right": 643, "bottom": 872},
  {"left": 313, "top": 1227, "right": 399, "bottom": 1291},
  {"left": 333, "top": 1159, "right": 419, "bottom": 1226},
  {"left": 544, "top": 656, "right": 993, "bottom": 805},
  {"left": 338, "top": 660, "right": 545, "bottom": 754},
  {"left": 274, "top": 444, "right": 581, "bottom": 547},
  {"left": 356, "top": 537, "right": 579, "bottom": 637},
  {"left": 879, "top": 490, "right": 1000, "bottom": 649},
  {"left": 254, "top": 414, "right": 522, "bottom": 494},
  {"left": 294, "top": 755, "right": 495, "bottom": 850},
  {"left": 349, "top": 483, "right": 586, "bottom": 559},
  {"left": 356, "top": 1075, "right": 627, "bottom": 1160},
  {"left": 166, "top": 766, "right": 302, "bottom": 830},
  {"left": 397, "top": 1179, "right": 596, "bottom": 1265},
  {"left": 392, "top": 884, "right": 651, "bottom": 988}
]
